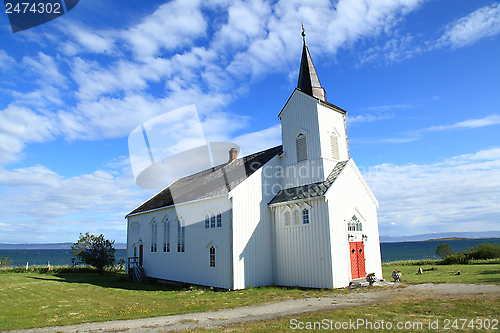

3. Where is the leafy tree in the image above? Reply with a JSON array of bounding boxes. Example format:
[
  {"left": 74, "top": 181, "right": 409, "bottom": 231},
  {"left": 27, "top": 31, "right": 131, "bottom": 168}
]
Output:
[
  {"left": 436, "top": 243, "right": 454, "bottom": 258},
  {"left": 466, "top": 243, "right": 500, "bottom": 260},
  {"left": 0, "top": 255, "right": 13, "bottom": 267},
  {"left": 71, "top": 233, "right": 116, "bottom": 274}
]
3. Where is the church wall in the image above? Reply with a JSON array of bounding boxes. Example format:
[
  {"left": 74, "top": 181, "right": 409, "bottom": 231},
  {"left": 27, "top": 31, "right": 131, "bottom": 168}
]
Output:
[
  {"left": 272, "top": 198, "right": 334, "bottom": 289},
  {"left": 127, "top": 195, "right": 233, "bottom": 289},
  {"left": 325, "top": 160, "right": 382, "bottom": 287},
  {"left": 229, "top": 155, "right": 281, "bottom": 290},
  {"left": 317, "top": 103, "right": 349, "bottom": 172},
  {"left": 280, "top": 91, "right": 322, "bottom": 168}
]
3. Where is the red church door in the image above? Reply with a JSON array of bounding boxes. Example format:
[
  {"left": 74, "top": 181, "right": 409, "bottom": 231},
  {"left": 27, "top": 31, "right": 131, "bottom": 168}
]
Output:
[{"left": 349, "top": 242, "right": 366, "bottom": 279}]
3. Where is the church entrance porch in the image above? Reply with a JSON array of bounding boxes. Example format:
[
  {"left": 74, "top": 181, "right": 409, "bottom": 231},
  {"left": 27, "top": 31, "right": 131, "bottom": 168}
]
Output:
[{"left": 349, "top": 241, "right": 366, "bottom": 279}]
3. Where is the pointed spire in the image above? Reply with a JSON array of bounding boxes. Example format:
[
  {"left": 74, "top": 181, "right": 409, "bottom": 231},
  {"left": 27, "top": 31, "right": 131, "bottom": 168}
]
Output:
[{"left": 297, "top": 26, "right": 327, "bottom": 102}]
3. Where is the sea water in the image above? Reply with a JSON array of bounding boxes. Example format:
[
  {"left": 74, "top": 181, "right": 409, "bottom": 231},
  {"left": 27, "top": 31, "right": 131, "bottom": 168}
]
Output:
[{"left": 1, "top": 238, "right": 499, "bottom": 267}]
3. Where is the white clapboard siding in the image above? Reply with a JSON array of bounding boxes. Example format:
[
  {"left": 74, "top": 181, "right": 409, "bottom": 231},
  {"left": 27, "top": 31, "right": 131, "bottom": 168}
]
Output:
[
  {"left": 273, "top": 198, "right": 333, "bottom": 289},
  {"left": 127, "top": 195, "right": 233, "bottom": 289},
  {"left": 229, "top": 155, "right": 281, "bottom": 289},
  {"left": 325, "top": 160, "right": 382, "bottom": 287}
]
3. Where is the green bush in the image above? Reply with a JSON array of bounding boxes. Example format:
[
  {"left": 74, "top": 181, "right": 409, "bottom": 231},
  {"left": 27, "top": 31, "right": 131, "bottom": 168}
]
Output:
[
  {"left": 466, "top": 243, "right": 500, "bottom": 260},
  {"left": 441, "top": 252, "right": 468, "bottom": 265},
  {"left": 436, "top": 243, "right": 454, "bottom": 258}
]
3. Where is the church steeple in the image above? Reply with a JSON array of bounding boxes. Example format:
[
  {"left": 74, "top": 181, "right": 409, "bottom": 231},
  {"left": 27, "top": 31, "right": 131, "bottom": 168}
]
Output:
[{"left": 297, "top": 26, "right": 327, "bottom": 102}]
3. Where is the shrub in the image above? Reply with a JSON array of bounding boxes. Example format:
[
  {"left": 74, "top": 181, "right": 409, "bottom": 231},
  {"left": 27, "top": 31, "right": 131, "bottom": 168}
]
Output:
[
  {"left": 441, "top": 252, "right": 468, "bottom": 265},
  {"left": 466, "top": 243, "right": 500, "bottom": 260},
  {"left": 71, "top": 233, "right": 116, "bottom": 274}
]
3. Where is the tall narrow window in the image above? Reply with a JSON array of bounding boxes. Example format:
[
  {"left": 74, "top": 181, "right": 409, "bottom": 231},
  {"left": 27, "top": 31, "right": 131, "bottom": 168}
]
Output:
[
  {"left": 151, "top": 221, "right": 157, "bottom": 252},
  {"left": 205, "top": 215, "right": 209, "bottom": 229},
  {"left": 210, "top": 214, "right": 216, "bottom": 228},
  {"left": 217, "top": 213, "right": 222, "bottom": 228},
  {"left": 209, "top": 246, "right": 216, "bottom": 268},
  {"left": 302, "top": 208, "right": 309, "bottom": 224},
  {"left": 331, "top": 133, "right": 339, "bottom": 160},
  {"left": 164, "top": 220, "right": 170, "bottom": 252},
  {"left": 293, "top": 210, "right": 300, "bottom": 225},
  {"left": 177, "top": 217, "right": 185, "bottom": 252},
  {"left": 285, "top": 212, "right": 291, "bottom": 226},
  {"left": 296, "top": 134, "right": 307, "bottom": 162},
  {"left": 163, "top": 220, "right": 167, "bottom": 252}
]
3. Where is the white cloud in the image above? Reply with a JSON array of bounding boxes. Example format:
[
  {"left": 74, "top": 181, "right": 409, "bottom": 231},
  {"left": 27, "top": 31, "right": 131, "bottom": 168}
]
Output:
[
  {"left": 0, "top": 50, "right": 16, "bottom": 72},
  {"left": 22, "top": 52, "right": 67, "bottom": 86},
  {"left": 59, "top": 25, "right": 116, "bottom": 56},
  {"left": 426, "top": 114, "right": 500, "bottom": 131},
  {"left": 233, "top": 124, "right": 282, "bottom": 156},
  {"left": 347, "top": 112, "right": 394, "bottom": 125},
  {"left": 0, "top": 105, "right": 57, "bottom": 165},
  {"left": 436, "top": 4, "right": 500, "bottom": 49},
  {"left": 124, "top": 0, "right": 208, "bottom": 61},
  {"left": 366, "top": 147, "right": 500, "bottom": 237},
  {"left": 0, "top": 165, "right": 154, "bottom": 243}
]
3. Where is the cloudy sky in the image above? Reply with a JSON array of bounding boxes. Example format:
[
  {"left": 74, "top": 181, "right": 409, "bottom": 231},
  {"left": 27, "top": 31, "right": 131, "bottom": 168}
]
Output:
[{"left": 0, "top": 0, "right": 499, "bottom": 244}]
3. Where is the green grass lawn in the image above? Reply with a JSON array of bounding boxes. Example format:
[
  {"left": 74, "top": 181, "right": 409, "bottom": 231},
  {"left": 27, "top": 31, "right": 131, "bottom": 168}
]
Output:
[
  {"left": 0, "top": 270, "right": 342, "bottom": 331},
  {"left": 0, "top": 263, "right": 498, "bottom": 331},
  {"left": 186, "top": 295, "right": 500, "bottom": 332},
  {"left": 382, "top": 262, "right": 500, "bottom": 284}
]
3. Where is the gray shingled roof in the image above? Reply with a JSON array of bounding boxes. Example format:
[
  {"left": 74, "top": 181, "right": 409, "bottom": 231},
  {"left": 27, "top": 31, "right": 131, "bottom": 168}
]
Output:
[
  {"left": 267, "top": 160, "right": 349, "bottom": 206},
  {"left": 127, "top": 146, "right": 283, "bottom": 217}
]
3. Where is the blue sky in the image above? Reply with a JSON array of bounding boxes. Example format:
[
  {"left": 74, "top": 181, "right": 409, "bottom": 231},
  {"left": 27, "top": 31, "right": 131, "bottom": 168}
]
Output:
[{"left": 0, "top": 0, "right": 499, "bottom": 244}]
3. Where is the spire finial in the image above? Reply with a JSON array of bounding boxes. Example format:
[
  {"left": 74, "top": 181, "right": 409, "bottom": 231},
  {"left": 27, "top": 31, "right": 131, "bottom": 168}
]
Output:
[{"left": 301, "top": 23, "right": 306, "bottom": 41}]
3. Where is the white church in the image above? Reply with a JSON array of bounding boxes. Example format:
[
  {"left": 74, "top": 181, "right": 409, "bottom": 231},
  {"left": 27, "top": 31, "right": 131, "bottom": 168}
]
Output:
[{"left": 125, "top": 36, "right": 383, "bottom": 290}]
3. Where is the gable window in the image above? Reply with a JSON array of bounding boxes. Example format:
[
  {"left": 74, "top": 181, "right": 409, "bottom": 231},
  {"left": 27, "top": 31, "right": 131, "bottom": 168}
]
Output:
[
  {"left": 302, "top": 209, "right": 309, "bottom": 224},
  {"left": 293, "top": 210, "right": 300, "bottom": 225},
  {"left": 177, "top": 217, "right": 185, "bottom": 252},
  {"left": 284, "top": 211, "right": 290, "bottom": 226},
  {"left": 209, "top": 246, "right": 216, "bottom": 268},
  {"left": 331, "top": 133, "right": 339, "bottom": 160},
  {"left": 296, "top": 133, "right": 307, "bottom": 162},
  {"left": 210, "top": 214, "right": 216, "bottom": 228},
  {"left": 205, "top": 215, "right": 209, "bottom": 229},
  {"left": 164, "top": 219, "right": 170, "bottom": 252},
  {"left": 151, "top": 220, "right": 157, "bottom": 252},
  {"left": 217, "top": 213, "right": 222, "bottom": 228},
  {"left": 348, "top": 215, "right": 362, "bottom": 232}
]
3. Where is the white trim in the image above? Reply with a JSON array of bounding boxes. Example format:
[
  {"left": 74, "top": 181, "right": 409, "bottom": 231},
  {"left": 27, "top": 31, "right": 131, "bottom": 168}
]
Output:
[
  {"left": 126, "top": 193, "right": 228, "bottom": 218},
  {"left": 206, "top": 240, "right": 218, "bottom": 248},
  {"left": 268, "top": 196, "right": 323, "bottom": 208}
]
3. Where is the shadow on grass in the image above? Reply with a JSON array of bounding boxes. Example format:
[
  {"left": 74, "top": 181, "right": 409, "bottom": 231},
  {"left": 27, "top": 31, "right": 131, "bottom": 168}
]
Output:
[{"left": 25, "top": 272, "right": 189, "bottom": 292}]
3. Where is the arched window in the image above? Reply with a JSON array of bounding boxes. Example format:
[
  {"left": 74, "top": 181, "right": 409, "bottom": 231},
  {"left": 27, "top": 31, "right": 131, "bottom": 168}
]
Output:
[
  {"left": 209, "top": 246, "right": 216, "bottom": 268},
  {"left": 164, "top": 220, "right": 170, "bottom": 252},
  {"left": 217, "top": 213, "right": 222, "bottom": 228},
  {"left": 177, "top": 217, "right": 185, "bottom": 252},
  {"left": 151, "top": 220, "right": 157, "bottom": 252},
  {"left": 302, "top": 208, "right": 309, "bottom": 224},
  {"left": 133, "top": 245, "right": 137, "bottom": 258},
  {"left": 348, "top": 215, "right": 362, "bottom": 232},
  {"left": 210, "top": 214, "right": 216, "bottom": 228},
  {"left": 205, "top": 215, "right": 209, "bottom": 229},
  {"left": 284, "top": 212, "right": 290, "bottom": 226},
  {"left": 296, "top": 133, "right": 307, "bottom": 162},
  {"left": 293, "top": 210, "right": 300, "bottom": 225}
]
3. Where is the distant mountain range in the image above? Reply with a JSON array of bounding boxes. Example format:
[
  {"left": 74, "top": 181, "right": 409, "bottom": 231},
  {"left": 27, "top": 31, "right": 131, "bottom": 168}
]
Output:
[
  {"left": 0, "top": 242, "right": 127, "bottom": 250},
  {"left": 380, "top": 231, "right": 500, "bottom": 243}
]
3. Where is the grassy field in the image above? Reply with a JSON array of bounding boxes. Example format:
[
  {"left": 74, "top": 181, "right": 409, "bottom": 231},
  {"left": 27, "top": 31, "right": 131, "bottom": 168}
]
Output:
[
  {"left": 382, "top": 261, "right": 500, "bottom": 284},
  {"left": 0, "top": 270, "right": 343, "bottom": 331},
  {"left": 185, "top": 295, "right": 500, "bottom": 332},
  {"left": 0, "top": 263, "right": 499, "bottom": 331}
]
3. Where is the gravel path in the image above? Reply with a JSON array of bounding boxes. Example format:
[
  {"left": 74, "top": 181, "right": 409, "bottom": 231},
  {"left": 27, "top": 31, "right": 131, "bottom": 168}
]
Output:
[{"left": 6, "top": 283, "right": 500, "bottom": 333}]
